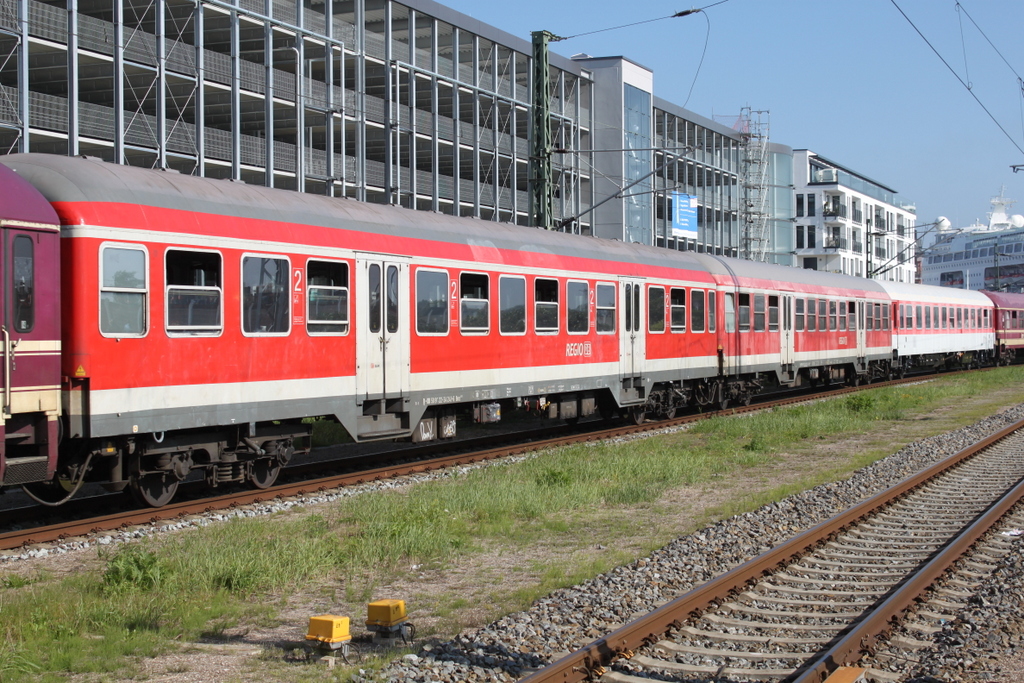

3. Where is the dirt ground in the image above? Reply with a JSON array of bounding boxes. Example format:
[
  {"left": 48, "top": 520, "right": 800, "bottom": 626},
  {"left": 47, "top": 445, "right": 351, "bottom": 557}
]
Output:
[{"left": 6, "top": 385, "right": 1021, "bottom": 683}]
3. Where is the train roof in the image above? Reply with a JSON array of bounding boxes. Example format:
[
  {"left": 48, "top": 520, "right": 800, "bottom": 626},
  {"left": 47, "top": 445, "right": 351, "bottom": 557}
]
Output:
[
  {"left": 979, "top": 290, "right": 1024, "bottom": 309},
  {"left": 0, "top": 153, "right": 893, "bottom": 297},
  {"left": 693, "top": 253, "right": 889, "bottom": 296},
  {"left": 874, "top": 280, "right": 994, "bottom": 306},
  {"left": 0, "top": 161, "right": 59, "bottom": 229},
  {"left": 1, "top": 154, "right": 712, "bottom": 276}
]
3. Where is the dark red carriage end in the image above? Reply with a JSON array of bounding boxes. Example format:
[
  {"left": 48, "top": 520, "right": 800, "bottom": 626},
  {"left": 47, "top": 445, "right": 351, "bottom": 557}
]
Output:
[
  {"left": 0, "top": 157, "right": 62, "bottom": 490},
  {"left": 0, "top": 162, "right": 60, "bottom": 228}
]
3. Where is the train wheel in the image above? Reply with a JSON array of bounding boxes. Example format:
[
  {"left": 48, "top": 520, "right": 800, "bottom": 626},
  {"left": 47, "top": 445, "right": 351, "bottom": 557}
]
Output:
[
  {"left": 661, "top": 407, "right": 678, "bottom": 420},
  {"left": 128, "top": 472, "right": 178, "bottom": 507},
  {"left": 248, "top": 458, "right": 281, "bottom": 490},
  {"left": 629, "top": 406, "right": 647, "bottom": 425}
]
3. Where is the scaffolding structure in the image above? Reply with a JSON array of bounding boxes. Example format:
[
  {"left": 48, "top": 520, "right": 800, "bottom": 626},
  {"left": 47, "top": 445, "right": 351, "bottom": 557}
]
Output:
[
  {"left": 739, "top": 107, "right": 770, "bottom": 261},
  {"left": 0, "top": 0, "right": 592, "bottom": 226}
]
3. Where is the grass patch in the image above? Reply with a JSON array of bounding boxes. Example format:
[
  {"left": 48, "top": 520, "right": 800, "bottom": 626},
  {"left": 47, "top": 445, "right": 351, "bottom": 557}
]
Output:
[{"left": 2, "top": 368, "right": 1023, "bottom": 682}]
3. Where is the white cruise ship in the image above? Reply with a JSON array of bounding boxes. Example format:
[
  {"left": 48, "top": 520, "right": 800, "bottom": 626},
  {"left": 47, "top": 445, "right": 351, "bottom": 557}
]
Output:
[{"left": 922, "top": 190, "right": 1024, "bottom": 292}]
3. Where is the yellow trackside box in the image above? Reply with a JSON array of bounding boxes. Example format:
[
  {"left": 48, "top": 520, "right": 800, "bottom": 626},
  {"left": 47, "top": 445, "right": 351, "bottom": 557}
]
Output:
[
  {"left": 305, "top": 615, "right": 351, "bottom": 644},
  {"left": 366, "top": 599, "right": 407, "bottom": 628}
]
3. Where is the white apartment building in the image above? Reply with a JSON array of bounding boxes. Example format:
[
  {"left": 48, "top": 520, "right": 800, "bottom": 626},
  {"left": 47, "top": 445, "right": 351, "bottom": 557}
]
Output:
[{"left": 792, "top": 150, "right": 916, "bottom": 282}]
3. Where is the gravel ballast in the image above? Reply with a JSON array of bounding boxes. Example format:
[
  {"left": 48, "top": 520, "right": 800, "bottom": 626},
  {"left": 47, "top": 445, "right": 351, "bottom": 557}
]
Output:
[{"left": 370, "top": 405, "right": 1024, "bottom": 682}]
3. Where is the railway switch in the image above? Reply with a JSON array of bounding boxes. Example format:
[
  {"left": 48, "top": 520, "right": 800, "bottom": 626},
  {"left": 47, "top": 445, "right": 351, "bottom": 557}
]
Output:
[{"left": 366, "top": 599, "right": 415, "bottom": 643}]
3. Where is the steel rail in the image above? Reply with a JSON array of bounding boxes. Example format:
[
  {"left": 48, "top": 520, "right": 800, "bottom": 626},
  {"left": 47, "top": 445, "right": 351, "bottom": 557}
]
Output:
[
  {"left": 0, "top": 370, "right": 984, "bottom": 552},
  {"left": 519, "top": 415, "right": 1024, "bottom": 683},
  {"left": 791, "top": 470, "right": 1024, "bottom": 683}
]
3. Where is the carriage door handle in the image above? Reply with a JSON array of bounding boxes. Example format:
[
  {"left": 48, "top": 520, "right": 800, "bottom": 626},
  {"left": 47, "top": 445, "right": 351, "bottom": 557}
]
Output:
[
  {"left": 378, "top": 336, "right": 390, "bottom": 350},
  {"left": 1, "top": 326, "right": 10, "bottom": 417}
]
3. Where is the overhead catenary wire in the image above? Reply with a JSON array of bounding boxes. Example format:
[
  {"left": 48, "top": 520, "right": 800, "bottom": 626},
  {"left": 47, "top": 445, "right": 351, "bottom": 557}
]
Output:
[
  {"left": 548, "top": 0, "right": 730, "bottom": 42},
  {"left": 954, "top": 2, "right": 1024, "bottom": 152},
  {"left": 889, "top": 0, "right": 1024, "bottom": 158},
  {"left": 955, "top": 2, "right": 1023, "bottom": 83}
]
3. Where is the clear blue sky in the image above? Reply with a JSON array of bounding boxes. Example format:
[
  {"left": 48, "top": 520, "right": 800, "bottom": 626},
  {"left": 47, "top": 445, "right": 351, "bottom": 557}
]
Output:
[{"left": 440, "top": 0, "right": 1024, "bottom": 230}]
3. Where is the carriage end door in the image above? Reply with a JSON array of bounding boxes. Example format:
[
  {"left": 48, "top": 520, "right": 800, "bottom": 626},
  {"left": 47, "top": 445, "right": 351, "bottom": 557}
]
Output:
[{"left": 355, "top": 254, "right": 410, "bottom": 406}]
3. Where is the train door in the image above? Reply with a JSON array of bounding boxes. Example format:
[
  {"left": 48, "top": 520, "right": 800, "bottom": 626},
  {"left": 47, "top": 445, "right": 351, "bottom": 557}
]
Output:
[
  {"left": 0, "top": 226, "right": 60, "bottom": 486},
  {"left": 355, "top": 254, "right": 410, "bottom": 409},
  {"left": 618, "top": 279, "right": 646, "bottom": 394},
  {"left": 856, "top": 300, "right": 867, "bottom": 357},
  {"left": 780, "top": 294, "right": 794, "bottom": 367}
]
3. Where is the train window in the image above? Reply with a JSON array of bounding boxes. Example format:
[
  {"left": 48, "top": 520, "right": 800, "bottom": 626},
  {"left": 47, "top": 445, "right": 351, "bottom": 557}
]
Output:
[
  {"left": 166, "top": 250, "right": 222, "bottom": 336},
  {"left": 306, "top": 260, "right": 349, "bottom": 335},
  {"left": 805, "top": 298, "right": 815, "bottom": 332},
  {"left": 12, "top": 235, "right": 33, "bottom": 333},
  {"left": 767, "top": 296, "right": 778, "bottom": 332},
  {"left": 818, "top": 299, "right": 827, "bottom": 332},
  {"left": 708, "top": 291, "right": 717, "bottom": 332},
  {"left": 829, "top": 300, "right": 837, "bottom": 331},
  {"left": 242, "top": 255, "right": 290, "bottom": 335},
  {"left": 100, "top": 244, "right": 148, "bottom": 336},
  {"left": 670, "top": 288, "right": 686, "bottom": 332},
  {"left": 984, "top": 309, "right": 990, "bottom": 328},
  {"left": 725, "top": 293, "right": 736, "bottom": 333},
  {"left": 597, "top": 283, "right": 616, "bottom": 333},
  {"left": 534, "top": 278, "right": 559, "bottom": 334},
  {"left": 957, "top": 307, "right": 963, "bottom": 329},
  {"left": 753, "top": 294, "right": 765, "bottom": 332},
  {"left": 499, "top": 276, "right": 526, "bottom": 335},
  {"left": 416, "top": 269, "right": 449, "bottom": 335},
  {"left": 648, "top": 286, "right": 665, "bottom": 333},
  {"left": 866, "top": 304, "right": 874, "bottom": 331},
  {"left": 941, "top": 306, "right": 947, "bottom": 329},
  {"left": 795, "top": 298, "right": 805, "bottom": 331},
  {"left": 692, "top": 290, "right": 706, "bottom": 332},
  {"left": 915, "top": 305, "right": 922, "bottom": 330},
  {"left": 839, "top": 302, "right": 847, "bottom": 332},
  {"left": 386, "top": 265, "right": 399, "bottom": 334},
  {"left": 368, "top": 265, "right": 382, "bottom": 334},
  {"left": 924, "top": 306, "right": 931, "bottom": 330},
  {"left": 932, "top": 306, "right": 939, "bottom": 330},
  {"left": 738, "top": 293, "right": 750, "bottom": 332},
  {"left": 848, "top": 301, "right": 856, "bottom": 331},
  {"left": 567, "top": 281, "right": 589, "bottom": 334},
  {"left": 874, "top": 303, "right": 881, "bottom": 330},
  {"left": 971, "top": 309, "right": 977, "bottom": 329},
  {"left": 460, "top": 273, "right": 489, "bottom": 334},
  {"left": 882, "top": 305, "right": 890, "bottom": 331},
  {"left": 624, "top": 284, "right": 632, "bottom": 333}
]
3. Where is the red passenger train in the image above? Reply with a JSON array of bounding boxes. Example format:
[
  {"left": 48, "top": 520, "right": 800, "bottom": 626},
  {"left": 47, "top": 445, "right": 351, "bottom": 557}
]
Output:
[{"left": 0, "top": 154, "right": 1021, "bottom": 506}]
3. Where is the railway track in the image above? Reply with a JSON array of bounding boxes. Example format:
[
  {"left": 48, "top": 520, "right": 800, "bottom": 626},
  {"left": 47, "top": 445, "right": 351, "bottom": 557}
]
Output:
[
  {"left": 0, "top": 372, "right": 982, "bottom": 556},
  {"left": 519, "top": 416, "right": 1024, "bottom": 683}
]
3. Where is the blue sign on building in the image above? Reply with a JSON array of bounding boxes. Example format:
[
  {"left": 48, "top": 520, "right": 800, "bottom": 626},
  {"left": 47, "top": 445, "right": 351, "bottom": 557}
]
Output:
[{"left": 672, "top": 193, "right": 698, "bottom": 239}]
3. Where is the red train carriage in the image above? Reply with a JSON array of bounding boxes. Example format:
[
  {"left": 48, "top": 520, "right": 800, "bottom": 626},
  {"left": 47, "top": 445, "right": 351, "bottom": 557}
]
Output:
[
  {"left": 0, "top": 164, "right": 61, "bottom": 489},
  {"left": 695, "top": 257, "right": 893, "bottom": 395},
  {"left": 980, "top": 290, "right": 1024, "bottom": 363}
]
